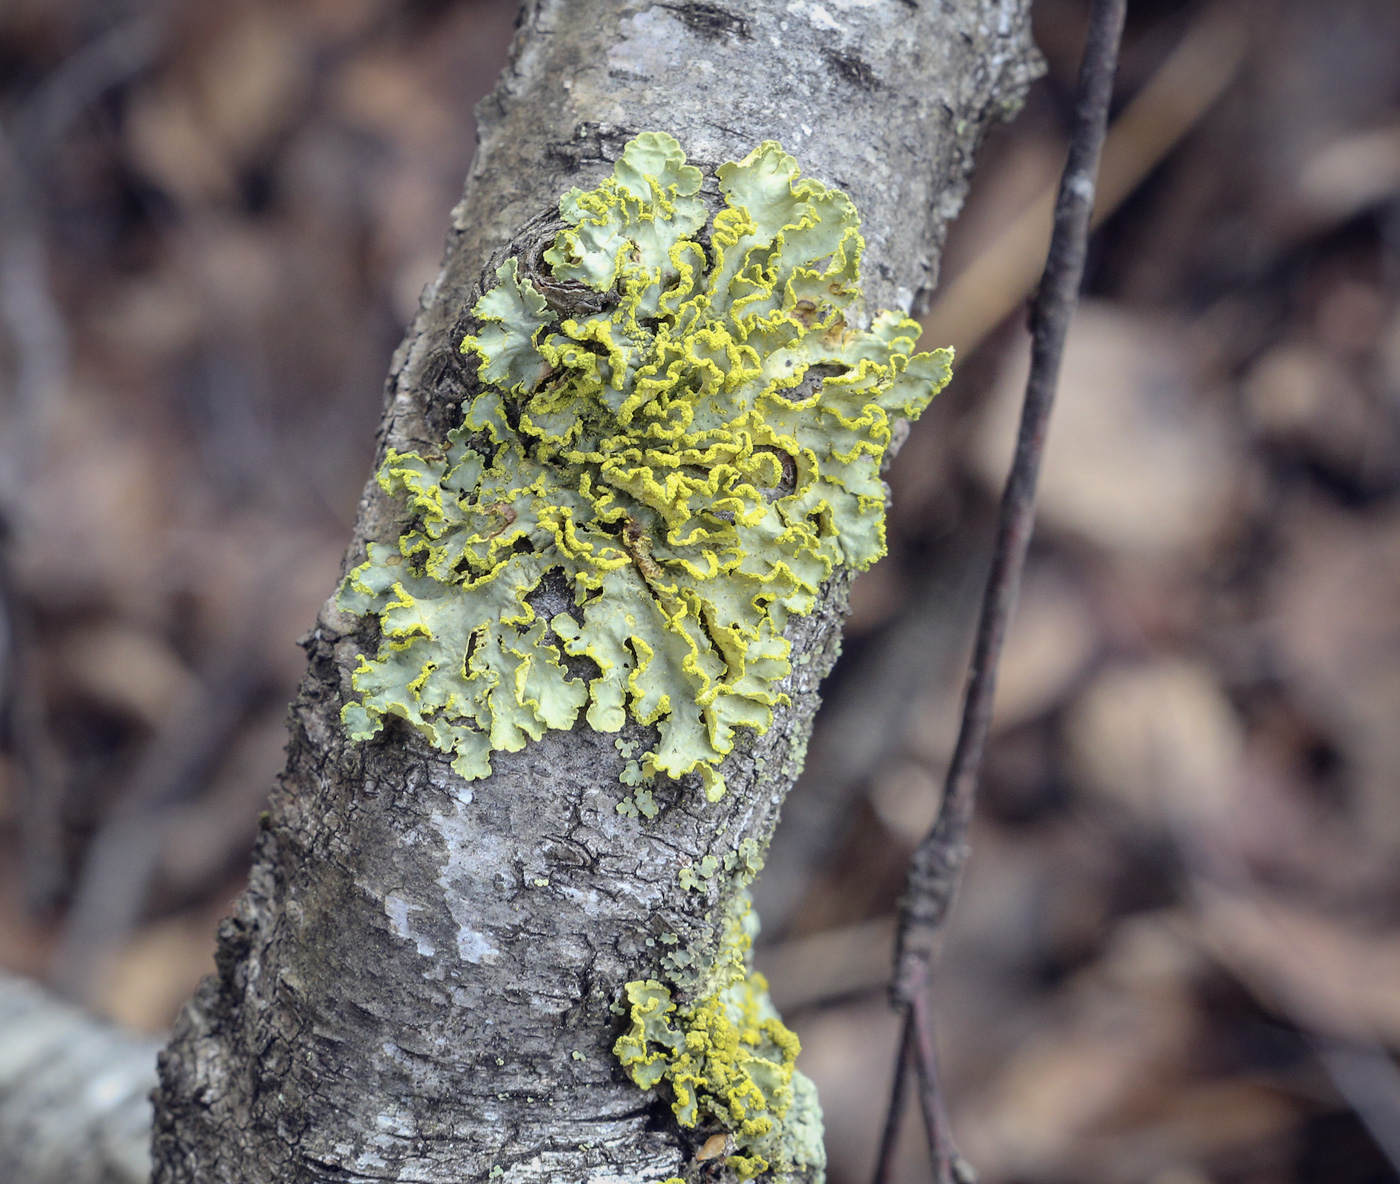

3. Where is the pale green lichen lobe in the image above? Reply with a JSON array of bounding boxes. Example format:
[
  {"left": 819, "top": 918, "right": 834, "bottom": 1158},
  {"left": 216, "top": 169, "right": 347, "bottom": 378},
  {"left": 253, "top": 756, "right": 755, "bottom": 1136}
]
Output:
[{"left": 338, "top": 132, "right": 952, "bottom": 797}]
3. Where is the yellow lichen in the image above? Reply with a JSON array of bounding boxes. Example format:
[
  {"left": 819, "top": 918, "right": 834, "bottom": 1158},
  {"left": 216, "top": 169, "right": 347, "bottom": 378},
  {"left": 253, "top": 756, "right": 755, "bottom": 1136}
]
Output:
[
  {"left": 337, "top": 132, "right": 951, "bottom": 799},
  {"left": 614, "top": 894, "right": 824, "bottom": 1180}
]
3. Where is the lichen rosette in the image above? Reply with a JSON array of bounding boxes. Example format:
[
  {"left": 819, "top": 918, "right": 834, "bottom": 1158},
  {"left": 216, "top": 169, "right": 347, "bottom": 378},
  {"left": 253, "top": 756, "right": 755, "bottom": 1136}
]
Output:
[{"left": 338, "top": 132, "right": 951, "bottom": 798}]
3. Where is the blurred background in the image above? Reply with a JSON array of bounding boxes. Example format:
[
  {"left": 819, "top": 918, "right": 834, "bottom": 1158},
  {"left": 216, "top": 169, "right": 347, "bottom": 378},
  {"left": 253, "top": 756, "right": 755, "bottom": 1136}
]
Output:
[{"left": 1, "top": 1, "right": 1398, "bottom": 1182}]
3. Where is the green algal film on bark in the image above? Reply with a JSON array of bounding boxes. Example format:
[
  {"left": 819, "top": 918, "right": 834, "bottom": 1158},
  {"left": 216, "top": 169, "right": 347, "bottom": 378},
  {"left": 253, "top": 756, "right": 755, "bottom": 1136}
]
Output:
[{"left": 337, "top": 132, "right": 952, "bottom": 798}]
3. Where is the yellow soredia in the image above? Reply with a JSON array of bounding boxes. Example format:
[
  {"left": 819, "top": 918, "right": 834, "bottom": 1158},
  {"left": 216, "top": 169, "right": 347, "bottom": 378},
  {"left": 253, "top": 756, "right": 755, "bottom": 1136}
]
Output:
[
  {"left": 614, "top": 895, "right": 825, "bottom": 1181},
  {"left": 338, "top": 132, "right": 952, "bottom": 798}
]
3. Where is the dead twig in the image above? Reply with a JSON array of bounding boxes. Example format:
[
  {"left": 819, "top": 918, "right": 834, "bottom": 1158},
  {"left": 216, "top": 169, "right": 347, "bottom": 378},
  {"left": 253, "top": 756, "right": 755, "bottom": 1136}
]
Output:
[
  {"left": 872, "top": 1016, "right": 914, "bottom": 1184},
  {"left": 874, "top": 2, "right": 1128, "bottom": 1180}
]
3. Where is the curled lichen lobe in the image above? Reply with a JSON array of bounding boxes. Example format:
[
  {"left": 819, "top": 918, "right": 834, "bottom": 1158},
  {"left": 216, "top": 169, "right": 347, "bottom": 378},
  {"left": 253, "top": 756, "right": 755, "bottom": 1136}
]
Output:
[{"left": 338, "top": 132, "right": 952, "bottom": 796}]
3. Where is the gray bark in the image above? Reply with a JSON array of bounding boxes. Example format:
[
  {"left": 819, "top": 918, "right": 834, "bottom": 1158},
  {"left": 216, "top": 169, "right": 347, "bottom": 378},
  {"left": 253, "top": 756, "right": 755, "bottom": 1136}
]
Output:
[
  {"left": 149, "top": 3, "right": 1038, "bottom": 1183},
  {"left": 0, "top": 970, "right": 158, "bottom": 1184}
]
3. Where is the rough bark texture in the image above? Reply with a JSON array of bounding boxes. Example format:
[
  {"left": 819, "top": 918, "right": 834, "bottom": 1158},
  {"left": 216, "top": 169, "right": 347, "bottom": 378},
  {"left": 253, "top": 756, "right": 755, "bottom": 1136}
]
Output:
[
  {"left": 151, "top": 3, "right": 1038, "bottom": 1183},
  {"left": 0, "top": 970, "right": 158, "bottom": 1184}
]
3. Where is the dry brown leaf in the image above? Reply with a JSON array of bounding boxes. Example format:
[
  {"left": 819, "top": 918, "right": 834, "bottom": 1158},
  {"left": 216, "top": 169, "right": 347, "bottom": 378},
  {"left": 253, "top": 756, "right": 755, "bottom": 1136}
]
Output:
[
  {"left": 126, "top": 83, "right": 237, "bottom": 202},
  {"left": 868, "top": 760, "right": 941, "bottom": 843},
  {"left": 92, "top": 914, "right": 218, "bottom": 1034},
  {"left": 759, "top": 916, "right": 896, "bottom": 1014},
  {"left": 993, "top": 565, "right": 1098, "bottom": 733},
  {"left": 56, "top": 624, "right": 195, "bottom": 730},
  {"left": 330, "top": 52, "right": 457, "bottom": 147},
  {"left": 1072, "top": 1080, "right": 1297, "bottom": 1184},
  {"left": 1065, "top": 658, "right": 1244, "bottom": 830},
  {"left": 695, "top": 1133, "right": 729, "bottom": 1162},
  {"left": 1242, "top": 327, "right": 1395, "bottom": 487},
  {"left": 190, "top": 6, "right": 307, "bottom": 162},
  {"left": 1296, "top": 122, "right": 1400, "bottom": 227},
  {"left": 972, "top": 304, "right": 1234, "bottom": 557},
  {"left": 956, "top": 912, "right": 1202, "bottom": 1180},
  {"left": 1270, "top": 506, "right": 1400, "bottom": 857},
  {"left": 1194, "top": 890, "right": 1400, "bottom": 1044},
  {"left": 125, "top": 5, "right": 306, "bottom": 202},
  {"left": 1241, "top": 343, "right": 1358, "bottom": 440}
]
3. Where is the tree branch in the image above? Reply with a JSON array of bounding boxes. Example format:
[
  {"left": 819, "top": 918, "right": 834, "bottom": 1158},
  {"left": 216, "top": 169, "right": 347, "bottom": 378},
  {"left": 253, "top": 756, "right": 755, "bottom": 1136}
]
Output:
[
  {"left": 0, "top": 970, "right": 158, "bottom": 1184},
  {"left": 145, "top": 4, "right": 1041, "bottom": 1182}
]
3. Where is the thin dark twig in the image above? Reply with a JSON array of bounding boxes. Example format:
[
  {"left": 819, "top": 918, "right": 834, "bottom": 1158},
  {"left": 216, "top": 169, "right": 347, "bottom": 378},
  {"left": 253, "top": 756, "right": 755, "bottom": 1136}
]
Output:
[
  {"left": 909, "top": 984, "right": 972, "bottom": 1184},
  {"left": 872, "top": 1007, "right": 916, "bottom": 1184},
  {"left": 873, "top": 2, "right": 1128, "bottom": 1180}
]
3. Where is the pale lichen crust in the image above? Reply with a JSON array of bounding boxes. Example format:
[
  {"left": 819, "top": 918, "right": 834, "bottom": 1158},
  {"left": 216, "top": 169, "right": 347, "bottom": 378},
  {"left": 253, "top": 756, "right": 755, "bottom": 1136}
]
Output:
[
  {"left": 338, "top": 132, "right": 952, "bottom": 798},
  {"left": 615, "top": 894, "right": 825, "bottom": 1182}
]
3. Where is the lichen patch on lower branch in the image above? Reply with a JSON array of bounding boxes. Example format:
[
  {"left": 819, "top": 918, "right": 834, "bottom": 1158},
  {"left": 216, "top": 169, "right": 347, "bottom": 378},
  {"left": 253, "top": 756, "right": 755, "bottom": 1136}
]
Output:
[{"left": 614, "top": 894, "right": 825, "bottom": 1182}]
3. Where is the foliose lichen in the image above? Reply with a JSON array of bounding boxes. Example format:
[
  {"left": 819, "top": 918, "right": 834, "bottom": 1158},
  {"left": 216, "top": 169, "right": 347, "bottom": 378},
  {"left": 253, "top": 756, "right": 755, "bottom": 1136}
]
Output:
[
  {"left": 615, "top": 893, "right": 825, "bottom": 1182},
  {"left": 337, "top": 132, "right": 951, "bottom": 799}
]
